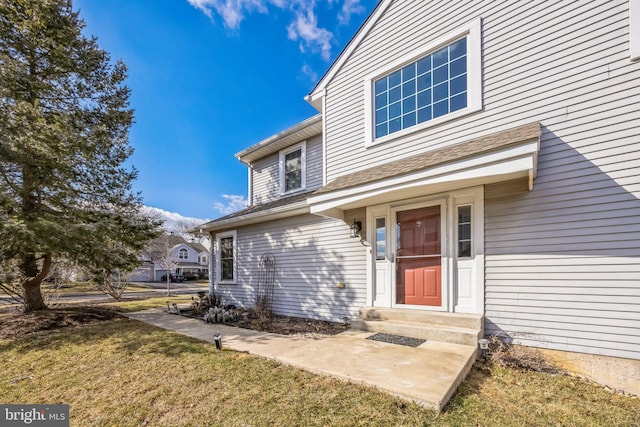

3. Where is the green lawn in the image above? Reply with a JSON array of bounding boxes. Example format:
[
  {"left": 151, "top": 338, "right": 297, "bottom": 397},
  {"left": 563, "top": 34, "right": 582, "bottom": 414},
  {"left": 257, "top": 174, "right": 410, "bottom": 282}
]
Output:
[{"left": 1, "top": 315, "right": 637, "bottom": 426}]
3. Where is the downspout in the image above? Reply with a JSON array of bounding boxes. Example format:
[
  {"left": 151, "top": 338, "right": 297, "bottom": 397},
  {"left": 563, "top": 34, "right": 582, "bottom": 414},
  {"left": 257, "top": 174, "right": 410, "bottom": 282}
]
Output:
[
  {"left": 208, "top": 231, "right": 215, "bottom": 296},
  {"left": 322, "top": 88, "right": 328, "bottom": 185},
  {"left": 247, "top": 162, "right": 254, "bottom": 206}
]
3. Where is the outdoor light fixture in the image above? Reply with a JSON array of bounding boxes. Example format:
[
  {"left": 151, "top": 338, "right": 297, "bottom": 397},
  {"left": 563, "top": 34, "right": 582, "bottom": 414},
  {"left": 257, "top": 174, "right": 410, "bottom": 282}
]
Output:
[
  {"left": 350, "top": 219, "right": 362, "bottom": 238},
  {"left": 213, "top": 332, "right": 222, "bottom": 350}
]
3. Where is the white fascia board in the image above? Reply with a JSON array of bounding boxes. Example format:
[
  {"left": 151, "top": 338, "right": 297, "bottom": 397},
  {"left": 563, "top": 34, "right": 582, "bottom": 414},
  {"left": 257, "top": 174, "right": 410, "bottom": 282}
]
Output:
[
  {"left": 308, "top": 140, "right": 539, "bottom": 213},
  {"left": 201, "top": 204, "right": 310, "bottom": 233},
  {"left": 306, "top": 0, "right": 393, "bottom": 105}
]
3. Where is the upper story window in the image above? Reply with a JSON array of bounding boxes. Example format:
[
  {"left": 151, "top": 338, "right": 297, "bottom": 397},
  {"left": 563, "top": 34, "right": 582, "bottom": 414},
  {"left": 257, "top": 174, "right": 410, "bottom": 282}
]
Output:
[
  {"left": 374, "top": 38, "right": 467, "bottom": 139},
  {"left": 178, "top": 248, "right": 188, "bottom": 259},
  {"left": 364, "top": 18, "right": 482, "bottom": 145},
  {"left": 279, "top": 142, "right": 306, "bottom": 194}
]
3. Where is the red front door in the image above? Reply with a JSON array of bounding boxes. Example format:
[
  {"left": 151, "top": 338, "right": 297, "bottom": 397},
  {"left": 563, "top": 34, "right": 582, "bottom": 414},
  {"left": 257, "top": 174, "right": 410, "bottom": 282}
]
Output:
[{"left": 396, "top": 206, "right": 442, "bottom": 306}]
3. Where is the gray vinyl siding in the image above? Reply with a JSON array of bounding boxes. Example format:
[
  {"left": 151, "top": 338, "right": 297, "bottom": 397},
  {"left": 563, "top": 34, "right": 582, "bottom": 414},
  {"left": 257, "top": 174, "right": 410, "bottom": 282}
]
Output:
[
  {"left": 251, "top": 152, "right": 279, "bottom": 205},
  {"left": 323, "top": 0, "right": 640, "bottom": 359},
  {"left": 251, "top": 134, "right": 323, "bottom": 205},
  {"left": 214, "top": 213, "right": 367, "bottom": 322}
]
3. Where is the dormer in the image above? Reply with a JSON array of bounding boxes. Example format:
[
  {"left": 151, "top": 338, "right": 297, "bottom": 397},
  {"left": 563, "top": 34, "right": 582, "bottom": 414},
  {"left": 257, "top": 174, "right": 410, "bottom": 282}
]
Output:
[{"left": 235, "top": 114, "right": 322, "bottom": 206}]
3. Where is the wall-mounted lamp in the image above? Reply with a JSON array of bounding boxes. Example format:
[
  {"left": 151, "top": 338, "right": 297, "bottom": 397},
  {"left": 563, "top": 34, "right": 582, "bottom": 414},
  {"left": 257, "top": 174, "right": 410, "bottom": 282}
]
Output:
[{"left": 350, "top": 219, "right": 362, "bottom": 238}]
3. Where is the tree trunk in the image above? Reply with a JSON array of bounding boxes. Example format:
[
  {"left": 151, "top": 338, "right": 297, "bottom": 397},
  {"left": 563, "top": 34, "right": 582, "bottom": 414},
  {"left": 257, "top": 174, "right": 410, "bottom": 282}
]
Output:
[
  {"left": 21, "top": 253, "right": 52, "bottom": 312},
  {"left": 23, "top": 281, "right": 48, "bottom": 312}
]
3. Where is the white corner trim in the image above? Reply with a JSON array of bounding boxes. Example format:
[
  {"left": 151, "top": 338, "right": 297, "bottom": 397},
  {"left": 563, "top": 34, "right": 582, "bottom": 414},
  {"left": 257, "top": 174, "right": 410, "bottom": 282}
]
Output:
[
  {"left": 363, "top": 18, "right": 483, "bottom": 147},
  {"left": 631, "top": 0, "right": 640, "bottom": 60}
]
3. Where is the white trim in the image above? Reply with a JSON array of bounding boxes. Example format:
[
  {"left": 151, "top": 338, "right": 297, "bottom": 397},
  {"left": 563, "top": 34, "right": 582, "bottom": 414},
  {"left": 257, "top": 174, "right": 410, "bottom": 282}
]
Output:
[
  {"left": 215, "top": 230, "right": 237, "bottom": 285},
  {"left": 279, "top": 141, "right": 307, "bottom": 195},
  {"left": 363, "top": 18, "right": 483, "bottom": 147},
  {"left": 247, "top": 164, "right": 253, "bottom": 207},
  {"left": 308, "top": 139, "right": 538, "bottom": 215},
  {"left": 306, "top": 0, "right": 394, "bottom": 110},
  {"left": 631, "top": 0, "right": 640, "bottom": 60}
]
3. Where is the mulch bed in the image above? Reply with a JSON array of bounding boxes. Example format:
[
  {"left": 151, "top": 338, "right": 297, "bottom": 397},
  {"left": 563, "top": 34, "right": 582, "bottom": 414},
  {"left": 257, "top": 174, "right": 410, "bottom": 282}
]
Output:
[{"left": 0, "top": 304, "right": 349, "bottom": 339}]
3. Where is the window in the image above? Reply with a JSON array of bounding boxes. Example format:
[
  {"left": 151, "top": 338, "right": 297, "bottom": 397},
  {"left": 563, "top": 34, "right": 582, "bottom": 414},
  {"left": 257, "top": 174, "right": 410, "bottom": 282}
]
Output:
[
  {"left": 375, "top": 217, "right": 386, "bottom": 260},
  {"left": 178, "top": 248, "right": 188, "bottom": 259},
  {"left": 374, "top": 38, "right": 467, "bottom": 139},
  {"left": 216, "top": 231, "right": 237, "bottom": 283},
  {"left": 364, "top": 18, "right": 482, "bottom": 145},
  {"left": 279, "top": 142, "right": 306, "bottom": 194},
  {"left": 457, "top": 205, "right": 472, "bottom": 258}
]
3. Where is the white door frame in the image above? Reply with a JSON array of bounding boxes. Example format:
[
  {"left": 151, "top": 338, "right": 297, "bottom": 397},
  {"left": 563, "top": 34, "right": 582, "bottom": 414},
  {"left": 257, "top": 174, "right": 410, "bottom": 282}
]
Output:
[{"left": 366, "top": 186, "right": 484, "bottom": 314}]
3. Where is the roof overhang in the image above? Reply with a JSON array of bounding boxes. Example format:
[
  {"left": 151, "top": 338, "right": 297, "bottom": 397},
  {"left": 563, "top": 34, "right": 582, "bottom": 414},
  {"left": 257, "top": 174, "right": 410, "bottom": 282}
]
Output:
[
  {"left": 308, "top": 124, "right": 540, "bottom": 219},
  {"left": 235, "top": 114, "right": 322, "bottom": 164},
  {"left": 197, "top": 198, "right": 310, "bottom": 234}
]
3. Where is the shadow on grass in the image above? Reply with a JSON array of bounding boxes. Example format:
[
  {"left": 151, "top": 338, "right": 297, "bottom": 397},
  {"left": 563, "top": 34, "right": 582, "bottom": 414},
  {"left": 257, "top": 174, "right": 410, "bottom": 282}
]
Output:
[{"left": 0, "top": 318, "right": 215, "bottom": 358}]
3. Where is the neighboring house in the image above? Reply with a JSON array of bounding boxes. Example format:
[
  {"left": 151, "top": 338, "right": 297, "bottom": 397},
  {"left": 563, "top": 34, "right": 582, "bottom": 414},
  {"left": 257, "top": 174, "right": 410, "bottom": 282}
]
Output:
[
  {"left": 131, "top": 235, "right": 210, "bottom": 282},
  {"left": 198, "top": 0, "right": 640, "bottom": 394}
]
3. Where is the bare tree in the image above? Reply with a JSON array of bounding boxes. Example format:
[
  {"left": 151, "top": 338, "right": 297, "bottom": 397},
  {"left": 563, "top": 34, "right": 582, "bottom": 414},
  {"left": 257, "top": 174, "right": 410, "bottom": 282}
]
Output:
[{"left": 145, "top": 234, "right": 179, "bottom": 296}]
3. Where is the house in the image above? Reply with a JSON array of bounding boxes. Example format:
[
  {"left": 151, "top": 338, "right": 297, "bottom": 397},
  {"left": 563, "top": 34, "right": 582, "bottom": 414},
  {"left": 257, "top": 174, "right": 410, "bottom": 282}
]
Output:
[
  {"left": 130, "top": 235, "right": 210, "bottom": 282},
  {"left": 198, "top": 0, "right": 640, "bottom": 396}
]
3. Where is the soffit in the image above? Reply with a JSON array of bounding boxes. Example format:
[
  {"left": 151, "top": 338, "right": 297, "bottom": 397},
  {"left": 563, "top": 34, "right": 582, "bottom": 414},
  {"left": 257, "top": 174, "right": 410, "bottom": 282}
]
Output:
[{"left": 235, "top": 114, "right": 322, "bottom": 164}]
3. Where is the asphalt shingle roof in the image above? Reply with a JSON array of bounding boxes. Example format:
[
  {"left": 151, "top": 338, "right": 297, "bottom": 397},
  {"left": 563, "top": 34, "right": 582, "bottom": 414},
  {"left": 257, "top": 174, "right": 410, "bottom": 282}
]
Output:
[{"left": 313, "top": 122, "right": 541, "bottom": 196}]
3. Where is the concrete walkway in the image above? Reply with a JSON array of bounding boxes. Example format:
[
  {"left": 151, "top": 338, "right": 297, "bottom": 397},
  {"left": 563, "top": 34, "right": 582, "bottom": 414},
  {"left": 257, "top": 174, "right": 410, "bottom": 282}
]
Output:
[{"left": 125, "top": 308, "right": 477, "bottom": 410}]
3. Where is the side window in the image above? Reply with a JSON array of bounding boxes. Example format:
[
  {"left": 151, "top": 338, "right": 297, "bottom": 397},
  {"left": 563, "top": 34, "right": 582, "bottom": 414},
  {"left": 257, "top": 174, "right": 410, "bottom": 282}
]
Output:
[
  {"left": 279, "top": 142, "right": 306, "bottom": 194},
  {"left": 375, "top": 217, "right": 386, "bottom": 260},
  {"left": 216, "top": 231, "right": 237, "bottom": 283},
  {"left": 457, "top": 205, "right": 472, "bottom": 258}
]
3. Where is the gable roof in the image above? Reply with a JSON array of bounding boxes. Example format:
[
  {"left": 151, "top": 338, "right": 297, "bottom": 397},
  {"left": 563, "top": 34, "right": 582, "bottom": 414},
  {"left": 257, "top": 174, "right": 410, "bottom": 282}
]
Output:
[
  {"left": 235, "top": 114, "right": 322, "bottom": 164},
  {"left": 305, "top": 0, "right": 392, "bottom": 111}
]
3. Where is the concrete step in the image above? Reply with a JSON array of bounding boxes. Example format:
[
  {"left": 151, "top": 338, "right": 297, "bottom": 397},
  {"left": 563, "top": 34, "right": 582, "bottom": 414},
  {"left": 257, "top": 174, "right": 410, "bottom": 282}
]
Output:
[
  {"left": 352, "top": 307, "right": 484, "bottom": 347},
  {"left": 358, "top": 307, "right": 483, "bottom": 330}
]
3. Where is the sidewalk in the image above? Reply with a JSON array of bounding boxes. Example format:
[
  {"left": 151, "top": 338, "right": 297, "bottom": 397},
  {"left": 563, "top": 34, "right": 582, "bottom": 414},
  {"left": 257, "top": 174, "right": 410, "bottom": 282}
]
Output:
[{"left": 125, "top": 308, "right": 477, "bottom": 411}]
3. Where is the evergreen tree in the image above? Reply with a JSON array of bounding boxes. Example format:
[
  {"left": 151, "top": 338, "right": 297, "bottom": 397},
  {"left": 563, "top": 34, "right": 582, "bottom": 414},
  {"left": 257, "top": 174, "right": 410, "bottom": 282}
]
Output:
[{"left": 0, "top": 0, "right": 161, "bottom": 311}]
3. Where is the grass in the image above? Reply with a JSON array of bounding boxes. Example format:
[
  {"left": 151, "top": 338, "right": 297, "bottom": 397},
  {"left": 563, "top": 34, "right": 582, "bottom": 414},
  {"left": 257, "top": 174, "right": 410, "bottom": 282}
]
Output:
[
  {"left": 1, "top": 318, "right": 638, "bottom": 426},
  {"left": 105, "top": 295, "right": 194, "bottom": 312}
]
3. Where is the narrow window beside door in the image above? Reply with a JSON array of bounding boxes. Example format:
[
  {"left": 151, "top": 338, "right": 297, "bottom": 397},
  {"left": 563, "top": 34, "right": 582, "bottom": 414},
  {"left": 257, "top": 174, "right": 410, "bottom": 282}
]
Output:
[
  {"left": 458, "top": 205, "right": 472, "bottom": 258},
  {"left": 375, "top": 217, "right": 386, "bottom": 260}
]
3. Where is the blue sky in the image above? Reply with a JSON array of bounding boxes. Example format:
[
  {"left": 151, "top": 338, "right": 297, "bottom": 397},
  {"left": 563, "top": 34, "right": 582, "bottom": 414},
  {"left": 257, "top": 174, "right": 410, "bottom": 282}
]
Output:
[{"left": 73, "top": 0, "right": 377, "bottom": 225}]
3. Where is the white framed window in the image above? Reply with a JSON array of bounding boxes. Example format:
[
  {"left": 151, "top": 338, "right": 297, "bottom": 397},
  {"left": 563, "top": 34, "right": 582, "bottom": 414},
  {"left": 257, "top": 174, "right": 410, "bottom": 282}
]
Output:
[
  {"left": 279, "top": 142, "right": 306, "bottom": 194},
  {"left": 364, "top": 18, "right": 482, "bottom": 146},
  {"left": 631, "top": 0, "right": 639, "bottom": 60},
  {"left": 457, "top": 205, "right": 472, "bottom": 258},
  {"left": 216, "top": 230, "right": 237, "bottom": 284},
  {"left": 178, "top": 248, "right": 188, "bottom": 259}
]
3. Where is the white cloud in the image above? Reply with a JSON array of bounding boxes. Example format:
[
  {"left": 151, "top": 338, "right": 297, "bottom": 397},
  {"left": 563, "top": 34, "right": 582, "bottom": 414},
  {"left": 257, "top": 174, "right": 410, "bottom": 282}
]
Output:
[
  {"left": 144, "top": 206, "right": 210, "bottom": 232},
  {"left": 287, "top": 6, "right": 333, "bottom": 61},
  {"left": 187, "top": 0, "right": 366, "bottom": 61},
  {"left": 188, "top": 0, "right": 270, "bottom": 29},
  {"left": 213, "top": 194, "right": 248, "bottom": 215},
  {"left": 300, "top": 63, "right": 318, "bottom": 82},
  {"left": 338, "top": 0, "right": 364, "bottom": 25}
]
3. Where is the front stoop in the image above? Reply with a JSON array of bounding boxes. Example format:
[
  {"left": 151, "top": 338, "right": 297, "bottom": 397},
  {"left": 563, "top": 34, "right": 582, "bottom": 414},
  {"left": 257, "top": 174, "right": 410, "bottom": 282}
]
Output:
[
  {"left": 350, "top": 307, "right": 483, "bottom": 410},
  {"left": 351, "top": 307, "right": 484, "bottom": 346}
]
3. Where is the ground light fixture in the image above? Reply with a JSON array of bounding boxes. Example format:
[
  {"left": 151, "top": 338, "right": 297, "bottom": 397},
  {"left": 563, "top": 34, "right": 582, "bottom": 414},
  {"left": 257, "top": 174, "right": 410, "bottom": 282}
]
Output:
[
  {"left": 350, "top": 219, "right": 362, "bottom": 238},
  {"left": 213, "top": 332, "right": 222, "bottom": 350}
]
